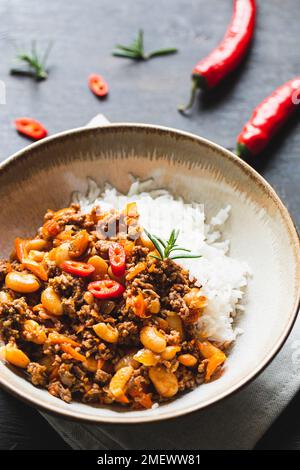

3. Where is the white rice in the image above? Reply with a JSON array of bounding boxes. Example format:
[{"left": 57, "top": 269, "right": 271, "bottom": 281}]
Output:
[{"left": 73, "top": 178, "right": 250, "bottom": 343}]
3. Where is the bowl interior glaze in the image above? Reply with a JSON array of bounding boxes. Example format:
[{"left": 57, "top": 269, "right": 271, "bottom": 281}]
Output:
[{"left": 0, "top": 124, "right": 299, "bottom": 423}]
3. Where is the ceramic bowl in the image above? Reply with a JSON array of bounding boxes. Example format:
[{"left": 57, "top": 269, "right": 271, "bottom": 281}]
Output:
[{"left": 0, "top": 124, "right": 299, "bottom": 423}]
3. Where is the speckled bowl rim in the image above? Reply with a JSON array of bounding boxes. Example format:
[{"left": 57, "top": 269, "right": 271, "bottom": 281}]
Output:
[{"left": 0, "top": 123, "right": 300, "bottom": 424}]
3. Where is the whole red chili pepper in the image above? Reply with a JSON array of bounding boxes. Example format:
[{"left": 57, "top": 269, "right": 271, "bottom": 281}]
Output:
[
  {"left": 14, "top": 117, "right": 48, "bottom": 140},
  {"left": 88, "top": 74, "right": 109, "bottom": 97},
  {"left": 179, "top": 0, "right": 256, "bottom": 112},
  {"left": 109, "top": 242, "right": 126, "bottom": 277},
  {"left": 88, "top": 279, "right": 125, "bottom": 299},
  {"left": 61, "top": 260, "right": 95, "bottom": 277},
  {"left": 237, "top": 77, "right": 300, "bottom": 159}
]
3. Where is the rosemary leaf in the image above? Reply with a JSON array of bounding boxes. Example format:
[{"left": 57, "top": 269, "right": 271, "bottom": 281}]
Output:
[
  {"left": 112, "top": 29, "right": 177, "bottom": 61},
  {"left": 150, "top": 255, "right": 163, "bottom": 261},
  {"left": 144, "top": 229, "right": 164, "bottom": 260},
  {"left": 145, "top": 228, "right": 201, "bottom": 261},
  {"left": 114, "top": 44, "right": 141, "bottom": 54},
  {"left": 10, "top": 40, "right": 52, "bottom": 80},
  {"left": 169, "top": 247, "right": 191, "bottom": 253},
  {"left": 154, "top": 236, "right": 167, "bottom": 248},
  {"left": 146, "top": 47, "right": 178, "bottom": 59},
  {"left": 112, "top": 51, "right": 141, "bottom": 59}
]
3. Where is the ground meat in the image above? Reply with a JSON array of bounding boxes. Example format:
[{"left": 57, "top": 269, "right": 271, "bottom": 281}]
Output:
[
  {"left": 44, "top": 204, "right": 85, "bottom": 228},
  {"left": 95, "top": 368, "right": 111, "bottom": 385},
  {"left": 48, "top": 380, "right": 72, "bottom": 403},
  {"left": 167, "top": 287, "right": 189, "bottom": 318},
  {"left": 176, "top": 365, "right": 204, "bottom": 392},
  {"left": 0, "top": 203, "right": 227, "bottom": 410},
  {"left": 45, "top": 260, "right": 60, "bottom": 278},
  {"left": 94, "top": 239, "right": 112, "bottom": 259},
  {"left": 82, "top": 383, "right": 102, "bottom": 403},
  {"left": 27, "top": 362, "right": 47, "bottom": 387},
  {"left": 117, "top": 321, "right": 139, "bottom": 342},
  {"left": 58, "top": 363, "right": 76, "bottom": 387},
  {"left": 0, "top": 260, "right": 10, "bottom": 286},
  {"left": 49, "top": 273, "right": 84, "bottom": 299},
  {"left": 0, "top": 297, "right": 34, "bottom": 342}
]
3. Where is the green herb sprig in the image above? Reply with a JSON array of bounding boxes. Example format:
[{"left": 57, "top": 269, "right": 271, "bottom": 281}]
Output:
[
  {"left": 144, "top": 228, "right": 201, "bottom": 261},
  {"left": 10, "top": 41, "right": 53, "bottom": 80},
  {"left": 112, "top": 29, "right": 177, "bottom": 61}
]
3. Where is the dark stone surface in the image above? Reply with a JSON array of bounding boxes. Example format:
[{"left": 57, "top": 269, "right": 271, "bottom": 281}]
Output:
[{"left": 0, "top": 0, "right": 299, "bottom": 450}]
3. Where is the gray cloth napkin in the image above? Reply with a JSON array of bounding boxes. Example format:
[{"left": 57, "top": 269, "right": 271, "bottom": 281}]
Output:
[{"left": 42, "top": 115, "right": 300, "bottom": 450}]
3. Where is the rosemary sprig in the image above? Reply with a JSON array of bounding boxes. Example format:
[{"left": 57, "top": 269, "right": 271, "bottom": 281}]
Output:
[
  {"left": 144, "top": 229, "right": 201, "bottom": 261},
  {"left": 10, "top": 40, "right": 53, "bottom": 80},
  {"left": 112, "top": 29, "right": 177, "bottom": 61}
]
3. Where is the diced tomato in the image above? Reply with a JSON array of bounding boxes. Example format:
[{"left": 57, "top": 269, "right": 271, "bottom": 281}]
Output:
[
  {"left": 109, "top": 242, "right": 126, "bottom": 277},
  {"left": 88, "top": 279, "right": 125, "bottom": 299},
  {"left": 61, "top": 260, "right": 95, "bottom": 277}
]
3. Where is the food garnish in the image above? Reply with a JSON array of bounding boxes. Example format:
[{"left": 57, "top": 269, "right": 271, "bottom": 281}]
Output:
[
  {"left": 88, "top": 279, "right": 125, "bottom": 299},
  {"left": 112, "top": 29, "right": 177, "bottom": 61},
  {"left": 61, "top": 260, "right": 95, "bottom": 277},
  {"left": 88, "top": 74, "right": 109, "bottom": 97},
  {"left": 144, "top": 228, "right": 201, "bottom": 261},
  {"left": 108, "top": 242, "right": 126, "bottom": 277},
  {"left": 0, "top": 202, "right": 228, "bottom": 409},
  {"left": 179, "top": 0, "right": 256, "bottom": 112},
  {"left": 14, "top": 117, "right": 48, "bottom": 140},
  {"left": 10, "top": 40, "right": 52, "bottom": 80}
]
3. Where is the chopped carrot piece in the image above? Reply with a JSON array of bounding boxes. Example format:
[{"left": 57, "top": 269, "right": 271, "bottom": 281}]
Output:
[
  {"left": 48, "top": 332, "right": 80, "bottom": 347},
  {"left": 42, "top": 220, "right": 61, "bottom": 239},
  {"left": 61, "top": 344, "right": 86, "bottom": 362},
  {"left": 115, "top": 394, "right": 129, "bottom": 404},
  {"left": 139, "top": 393, "right": 153, "bottom": 409},
  {"left": 129, "top": 386, "right": 153, "bottom": 409},
  {"left": 56, "top": 230, "right": 73, "bottom": 242},
  {"left": 133, "top": 292, "right": 148, "bottom": 318},
  {"left": 53, "top": 207, "right": 76, "bottom": 220},
  {"left": 198, "top": 341, "right": 226, "bottom": 381},
  {"left": 126, "top": 262, "right": 146, "bottom": 281},
  {"left": 120, "top": 239, "right": 135, "bottom": 256}
]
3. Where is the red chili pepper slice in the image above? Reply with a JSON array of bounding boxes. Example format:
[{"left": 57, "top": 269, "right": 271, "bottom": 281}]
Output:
[
  {"left": 14, "top": 117, "right": 48, "bottom": 140},
  {"left": 61, "top": 260, "right": 95, "bottom": 277},
  {"left": 88, "top": 279, "right": 125, "bottom": 299},
  {"left": 109, "top": 242, "right": 126, "bottom": 277},
  {"left": 179, "top": 0, "right": 256, "bottom": 112},
  {"left": 236, "top": 77, "right": 300, "bottom": 159},
  {"left": 88, "top": 74, "right": 109, "bottom": 97}
]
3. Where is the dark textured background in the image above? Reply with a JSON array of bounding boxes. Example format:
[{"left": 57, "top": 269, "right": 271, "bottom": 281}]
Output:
[{"left": 0, "top": 0, "right": 300, "bottom": 450}]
